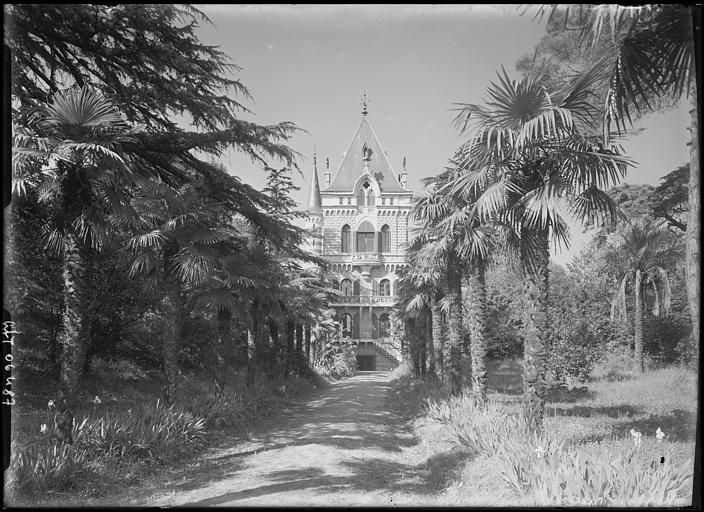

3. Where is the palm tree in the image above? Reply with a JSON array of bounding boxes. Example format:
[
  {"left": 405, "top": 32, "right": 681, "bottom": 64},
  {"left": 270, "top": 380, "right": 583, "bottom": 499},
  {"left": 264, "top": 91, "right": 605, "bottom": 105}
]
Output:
[
  {"left": 411, "top": 174, "right": 494, "bottom": 396},
  {"left": 12, "top": 86, "right": 139, "bottom": 441},
  {"left": 127, "top": 179, "right": 246, "bottom": 402},
  {"left": 538, "top": 3, "right": 700, "bottom": 374},
  {"left": 608, "top": 220, "right": 674, "bottom": 372},
  {"left": 451, "top": 67, "right": 632, "bottom": 428}
]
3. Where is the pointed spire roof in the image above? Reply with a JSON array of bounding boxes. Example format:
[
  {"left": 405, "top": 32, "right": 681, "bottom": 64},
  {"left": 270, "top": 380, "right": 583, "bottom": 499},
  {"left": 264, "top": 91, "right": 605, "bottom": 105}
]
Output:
[
  {"left": 326, "top": 115, "right": 406, "bottom": 193},
  {"left": 307, "top": 150, "right": 322, "bottom": 213}
]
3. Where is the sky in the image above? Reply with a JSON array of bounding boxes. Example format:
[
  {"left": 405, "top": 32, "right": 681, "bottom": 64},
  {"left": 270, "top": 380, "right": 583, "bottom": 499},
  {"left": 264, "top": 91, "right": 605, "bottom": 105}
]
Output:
[{"left": 194, "top": 4, "right": 691, "bottom": 268}]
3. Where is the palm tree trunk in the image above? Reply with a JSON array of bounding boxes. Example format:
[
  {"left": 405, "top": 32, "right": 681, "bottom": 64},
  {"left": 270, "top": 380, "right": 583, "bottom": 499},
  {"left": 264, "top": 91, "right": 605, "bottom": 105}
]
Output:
[
  {"left": 521, "top": 228, "right": 549, "bottom": 430},
  {"left": 469, "top": 262, "right": 488, "bottom": 405},
  {"left": 286, "top": 319, "right": 295, "bottom": 375},
  {"left": 685, "top": 48, "right": 700, "bottom": 362},
  {"left": 425, "top": 309, "right": 436, "bottom": 379},
  {"left": 217, "top": 308, "right": 232, "bottom": 370},
  {"left": 431, "top": 297, "right": 444, "bottom": 382},
  {"left": 56, "top": 231, "right": 86, "bottom": 444},
  {"left": 162, "top": 243, "right": 182, "bottom": 404},
  {"left": 447, "top": 269, "right": 464, "bottom": 394},
  {"left": 634, "top": 269, "right": 645, "bottom": 372},
  {"left": 304, "top": 323, "right": 312, "bottom": 363}
]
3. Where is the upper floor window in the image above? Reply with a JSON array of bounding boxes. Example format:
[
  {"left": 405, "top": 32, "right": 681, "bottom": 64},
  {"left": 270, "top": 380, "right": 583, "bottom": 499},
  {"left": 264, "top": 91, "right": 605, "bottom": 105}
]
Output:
[
  {"left": 381, "top": 197, "right": 386, "bottom": 206},
  {"left": 357, "top": 190, "right": 365, "bottom": 206},
  {"left": 380, "top": 225, "right": 391, "bottom": 253},
  {"left": 356, "top": 220, "right": 375, "bottom": 253},
  {"left": 340, "top": 279, "right": 353, "bottom": 296},
  {"left": 339, "top": 197, "right": 344, "bottom": 205},
  {"left": 341, "top": 225, "right": 351, "bottom": 253},
  {"left": 389, "top": 197, "right": 394, "bottom": 205},
  {"left": 368, "top": 190, "right": 375, "bottom": 206},
  {"left": 347, "top": 197, "right": 352, "bottom": 205},
  {"left": 379, "top": 279, "right": 391, "bottom": 296}
]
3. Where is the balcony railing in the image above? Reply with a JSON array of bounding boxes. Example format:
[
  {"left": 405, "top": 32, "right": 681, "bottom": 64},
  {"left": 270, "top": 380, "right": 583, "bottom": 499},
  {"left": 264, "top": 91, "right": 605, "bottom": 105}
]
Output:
[{"left": 330, "top": 295, "right": 396, "bottom": 306}]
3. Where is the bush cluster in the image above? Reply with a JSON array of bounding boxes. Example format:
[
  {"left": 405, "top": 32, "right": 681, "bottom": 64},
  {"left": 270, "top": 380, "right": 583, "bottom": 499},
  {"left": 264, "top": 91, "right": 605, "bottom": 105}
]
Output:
[{"left": 313, "top": 339, "right": 357, "bottom": 381}]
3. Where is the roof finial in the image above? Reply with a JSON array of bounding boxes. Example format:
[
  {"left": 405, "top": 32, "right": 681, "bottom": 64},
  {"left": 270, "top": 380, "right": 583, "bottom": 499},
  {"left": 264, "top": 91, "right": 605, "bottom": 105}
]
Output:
[
  {"left": 313, "top": 145, "right": 317, "bottom": 171},
  {"left": 361, "top": 90, "right": 368, "bottom": 117}
]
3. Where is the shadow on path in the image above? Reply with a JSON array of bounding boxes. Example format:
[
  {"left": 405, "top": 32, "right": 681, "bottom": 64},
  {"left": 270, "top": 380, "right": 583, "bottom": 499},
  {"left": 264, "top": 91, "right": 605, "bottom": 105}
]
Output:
[{"left": 133, "top": 372, "right": 462, "bottom": 507}]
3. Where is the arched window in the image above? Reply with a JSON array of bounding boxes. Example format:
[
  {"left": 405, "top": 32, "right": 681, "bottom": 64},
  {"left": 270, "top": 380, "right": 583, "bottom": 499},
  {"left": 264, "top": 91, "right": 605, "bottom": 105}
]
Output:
[
  {"left": 356, "top": 220, "right": 375, "bottom": 253},
  {"left": 341, "top": 314, "right": 353, "bottom": 338},
  {"left": 357, "top": 189, "right": 365, "bottom": 206},
  {"left": 368, "top": 190, "right": 376, "bottom": 206},
  {"left": 353, "top": 280, "right": 361, "bottom": 296},
  {"left": 379, "top": 313, "right": 391, "bottom": 337},
  {"left": 379, "top": 279, "right": 390, "bottom": 296},
  {"left": 341, "top": 225, "right": 351, "bottom": 253},
  {"left": 341, "top": 279, "right": 353, "bottom": 296},
  {"left": 381, "top": 225, "right": 391, "bottom": 252}
]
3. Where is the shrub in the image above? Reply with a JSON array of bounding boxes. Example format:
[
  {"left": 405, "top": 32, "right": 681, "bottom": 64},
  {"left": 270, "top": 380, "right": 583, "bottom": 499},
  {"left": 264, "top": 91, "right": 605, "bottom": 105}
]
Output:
[
  {"left": 425, "top": 392, "right": 528, "bottom": 456},
  {"left": 590, "top": 347, "right": 638, "bottom": 381},
  {"left": 425, "top": 392, "right": 694, "bottom": 506},
  {"left": 8, "top": 442, "right": 88, "bottom": 495},
  {"left": 88, "top": 356, "right": 148, "bottom": 380},
  {"left": 314, "top": 339, "right": 357, "bottom": 380},
  {"left": 494, "top": 436, "right": 693, "bottom": 506},
  {"left": 74, "top": 399, "right": 208, "bottom": 463}
]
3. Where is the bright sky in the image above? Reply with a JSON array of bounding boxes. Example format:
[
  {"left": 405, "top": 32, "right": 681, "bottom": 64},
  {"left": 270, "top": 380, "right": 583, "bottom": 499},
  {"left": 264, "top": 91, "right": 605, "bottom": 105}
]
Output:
[{"left": 195, "top": 4, "right": 691, "bottom": 268}]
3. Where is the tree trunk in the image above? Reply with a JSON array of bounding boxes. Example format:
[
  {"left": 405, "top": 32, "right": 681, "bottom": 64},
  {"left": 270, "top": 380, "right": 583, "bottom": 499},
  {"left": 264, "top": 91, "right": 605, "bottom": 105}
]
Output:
[
  {"left": 634, "top": 270, "right": 645, "bottom": 372},
  {"left": 217, "top": 308, "right": 232, "bottom": 369},
  {"left": 447, "top": 269, "right": 464, "bottom": 394},
  {"left": 162, "top": 243, "right": 182, "bottom": 404},
  {"left": 431, "top": 297, "right": 444, "bottom": 382},
  {"left": 521, "top": 228, "right": 549, "bottom": 430},
  {"left": 685, "top": 40, "right": 701, "bottom": 363},
  {"left": 56, "top": 231, "right": 86, "bottom": 444},
  {"left": 286, "top": 319, "right": 295, "bottom": 375},
  {"left": 304, "top": 323, "right": 311, "bottom": 363},
  {"left": 267, "top": 319, "right": 279, "bottom": 374},
  {"left": 295, "top": 323, "right": 303, "bottom": 374},
  {"left": 162, "top": 281, "right": 181, "bottom": 404},
  {"left": 469, "top": 262, "right": 488, "bottom": 405},
  {"left": 425, "top": 309, "right": 436, "bottom": 379}
]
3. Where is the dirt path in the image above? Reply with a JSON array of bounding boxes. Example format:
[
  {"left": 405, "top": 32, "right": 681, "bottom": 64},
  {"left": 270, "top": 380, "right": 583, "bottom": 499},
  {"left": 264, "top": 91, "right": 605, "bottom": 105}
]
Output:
[{"left": 119, "top": 372, "right": 454, "bottom": 507}]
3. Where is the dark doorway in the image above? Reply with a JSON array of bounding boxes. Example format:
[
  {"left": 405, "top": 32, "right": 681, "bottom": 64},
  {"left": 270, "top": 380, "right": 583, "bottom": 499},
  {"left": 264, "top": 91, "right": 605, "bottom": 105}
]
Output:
[{"left": 357, "top": 355, "right": 376, "bottom": 371}]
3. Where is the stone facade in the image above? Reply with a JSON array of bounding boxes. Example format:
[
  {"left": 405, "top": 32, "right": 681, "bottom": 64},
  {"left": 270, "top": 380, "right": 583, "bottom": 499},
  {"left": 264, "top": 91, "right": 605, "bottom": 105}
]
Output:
[{"left": 305, "top": 106, "right": 412, "bottom": 370}]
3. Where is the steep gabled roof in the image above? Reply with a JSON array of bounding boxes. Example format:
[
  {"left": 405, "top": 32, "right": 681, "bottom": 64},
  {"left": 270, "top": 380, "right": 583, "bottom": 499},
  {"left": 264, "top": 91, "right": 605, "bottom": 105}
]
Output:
[{"left": 325, "top": 117, "right": 406, "bottom": 193}]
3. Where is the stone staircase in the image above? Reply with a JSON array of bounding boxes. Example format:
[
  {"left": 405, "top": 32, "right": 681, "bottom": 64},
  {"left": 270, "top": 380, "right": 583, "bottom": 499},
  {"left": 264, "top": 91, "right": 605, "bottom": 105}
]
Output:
[{"left": 354, "top": 338, "right": 400, "bottom": 370}]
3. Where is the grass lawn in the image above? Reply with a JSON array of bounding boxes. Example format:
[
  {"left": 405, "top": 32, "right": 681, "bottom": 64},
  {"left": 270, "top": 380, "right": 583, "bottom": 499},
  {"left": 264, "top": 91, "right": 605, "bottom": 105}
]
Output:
[{"left": 391, "top": 358, "right": 698, "bottom": 506}]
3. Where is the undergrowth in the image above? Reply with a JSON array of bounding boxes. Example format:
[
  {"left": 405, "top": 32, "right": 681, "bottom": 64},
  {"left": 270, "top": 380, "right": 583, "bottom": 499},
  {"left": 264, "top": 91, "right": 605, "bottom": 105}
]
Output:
[
  {"left": 6, "top": 365, "right": 320, "bottom": 505},
  {"left": 420, "top": 365, "right": 696, "bottom": 506}
]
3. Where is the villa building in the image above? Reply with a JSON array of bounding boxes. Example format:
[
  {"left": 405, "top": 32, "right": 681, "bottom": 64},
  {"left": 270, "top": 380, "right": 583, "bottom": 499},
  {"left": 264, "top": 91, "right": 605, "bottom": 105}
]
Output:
[{"left": 305, "top": 99, "right": 412, "bottom": 370}]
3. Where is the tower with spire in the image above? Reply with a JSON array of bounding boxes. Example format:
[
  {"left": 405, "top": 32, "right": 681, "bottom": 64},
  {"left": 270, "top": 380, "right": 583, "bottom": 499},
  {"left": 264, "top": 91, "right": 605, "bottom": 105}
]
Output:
[
  {"left": 304, "top": 95, "right": 413, "bottom": 371},
  {"left": 305, "top": 148, "right": 324, "bottom": 256}
]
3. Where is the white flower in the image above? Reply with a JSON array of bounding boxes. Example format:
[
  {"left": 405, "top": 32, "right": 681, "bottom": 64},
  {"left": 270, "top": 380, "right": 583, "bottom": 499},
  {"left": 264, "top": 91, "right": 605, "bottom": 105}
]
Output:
[
  {"left": 40, "top": 424, "right": 48, "bottom": 434},
  {"left": 47, "top": 400, "right": 55, "bottom": 409},
  {"left": 630, "top": 428, "right": 642, "bottom": 447},
  {"left": 656, "top": 427, "right": 665, "bottom": 442},
  {"left": 93, "top": 396, "right": 102, "bottom": 405}
]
